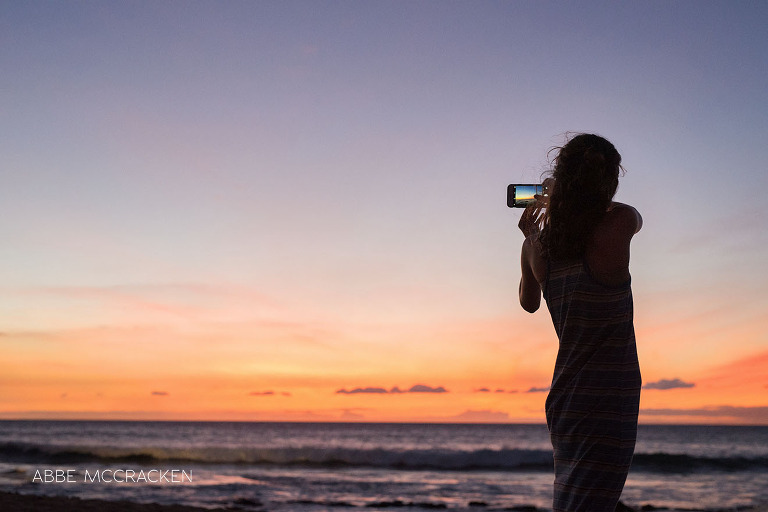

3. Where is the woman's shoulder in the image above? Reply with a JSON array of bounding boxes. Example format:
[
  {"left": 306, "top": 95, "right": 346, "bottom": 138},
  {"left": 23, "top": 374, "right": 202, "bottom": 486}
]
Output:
[
  {"left": 590, "top": 202, "right": 642, "bottom": 252},
  {"left": 584, "top": 203, "right": 641, "bottom": 286},
  {"left": 604, "top": 202, "right": 643, "bottom": 236}
]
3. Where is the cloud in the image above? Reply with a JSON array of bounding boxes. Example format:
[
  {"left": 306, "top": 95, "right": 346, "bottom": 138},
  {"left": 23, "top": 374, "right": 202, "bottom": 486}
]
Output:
[
  {"left": 643, "top": 378, "right": 695, "bottom": 390},
  {"left": 336, "top": 384, "right": 448, "bottom": 394},
  {"left": 409, "top": 384, "right": 447, "bottom": 393},
  {"left": 336, "top": 387, "right": 389, "bottom": 394},
  {"left": 451, "top": 410, "right": 511, "bottom": 422},
  {"left": 641, "top": 405, "right": 768, "bottom": 423},
  {"left": 151, "top": 391, "right": 169, "bottom": 396},
  {"left": 249, "top": 390, "right": 291, "bottom": 397},
  {"left": 474, "top": 387, "right": 518, "bottom": 393},
  {"left": 527, "top": 386, "right": 550, "bottom": 393}
]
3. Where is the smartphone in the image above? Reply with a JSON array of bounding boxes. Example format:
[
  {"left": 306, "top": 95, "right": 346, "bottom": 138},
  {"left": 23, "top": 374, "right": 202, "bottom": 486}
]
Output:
[{"left": 507, "top": 184, "right": 544, "bottom": 208}]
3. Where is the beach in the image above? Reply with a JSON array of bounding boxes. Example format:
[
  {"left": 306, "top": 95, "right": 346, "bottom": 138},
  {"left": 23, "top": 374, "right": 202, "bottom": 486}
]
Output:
[
  {"left": 0, "top": 491, "right": 216, "bottom": 511},
  {"left": 1, "top": 491, "right": 767, "bottom": 512}
]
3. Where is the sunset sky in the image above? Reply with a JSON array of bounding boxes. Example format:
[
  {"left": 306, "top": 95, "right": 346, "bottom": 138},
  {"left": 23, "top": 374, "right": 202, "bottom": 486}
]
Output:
[{"left": 1, "top": 1, "right": 767, "bottom": 424}]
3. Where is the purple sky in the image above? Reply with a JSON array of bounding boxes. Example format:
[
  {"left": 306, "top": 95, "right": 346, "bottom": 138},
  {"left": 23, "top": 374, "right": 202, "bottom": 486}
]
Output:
[{"left": 1, "top": 1, "right": 767, "bottom": 422}]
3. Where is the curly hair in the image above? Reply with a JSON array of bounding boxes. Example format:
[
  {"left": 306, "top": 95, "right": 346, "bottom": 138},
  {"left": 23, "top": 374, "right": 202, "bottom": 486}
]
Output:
[{"left": 539, "top": 133, "right": 622, "bottom": 260}]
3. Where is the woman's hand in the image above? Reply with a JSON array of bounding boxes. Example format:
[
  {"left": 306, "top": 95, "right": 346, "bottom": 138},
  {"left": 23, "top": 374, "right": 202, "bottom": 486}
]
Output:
[
  {"left": 518, "top": 201, "right": 544, "bottom": 238},
  {"left": 518, "top": 177, "right": 553, "bottom": 237},
  {"left": 538, "top": 177, "right": 555, "bottom": 206}
]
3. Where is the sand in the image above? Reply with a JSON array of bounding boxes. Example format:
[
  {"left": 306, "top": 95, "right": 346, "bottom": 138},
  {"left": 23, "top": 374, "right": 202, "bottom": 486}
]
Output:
[
  {"left": 1, "top": 492, "right": 766, "bottom": 512},
  {"left": 0, "top": 491, "right": 224, "bottom": 512}
]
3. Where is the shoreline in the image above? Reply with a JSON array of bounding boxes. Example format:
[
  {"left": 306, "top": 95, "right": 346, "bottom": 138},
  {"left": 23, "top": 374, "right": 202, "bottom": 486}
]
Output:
[
  {"left": 1, "top": 492, "right": 766, "bottom": 512},
  {"left": 0, "top": 491, "right": 222, "bottom": 512}
]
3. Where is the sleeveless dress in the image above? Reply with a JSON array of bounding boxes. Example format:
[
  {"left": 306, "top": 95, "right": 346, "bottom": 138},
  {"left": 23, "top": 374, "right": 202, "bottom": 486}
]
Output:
[{"left": 542, "top": 259, "right": 641, "bottom": 512}]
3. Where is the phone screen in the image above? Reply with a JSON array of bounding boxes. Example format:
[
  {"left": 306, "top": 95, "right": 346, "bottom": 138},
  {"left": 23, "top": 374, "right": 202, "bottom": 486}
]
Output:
[{"left": 508, "top": 184, "right": 543, "bottom": 207}]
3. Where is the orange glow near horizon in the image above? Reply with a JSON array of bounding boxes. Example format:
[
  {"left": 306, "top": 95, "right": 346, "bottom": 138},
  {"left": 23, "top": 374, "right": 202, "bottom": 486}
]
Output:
[{"left": 2, "top": 300, "right": 767, "bottom": 425}]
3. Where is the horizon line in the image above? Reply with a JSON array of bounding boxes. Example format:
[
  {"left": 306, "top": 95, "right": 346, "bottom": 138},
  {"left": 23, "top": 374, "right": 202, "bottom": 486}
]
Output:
[{"left": 1, "top": 417, "right": 766, "bottom": 427}]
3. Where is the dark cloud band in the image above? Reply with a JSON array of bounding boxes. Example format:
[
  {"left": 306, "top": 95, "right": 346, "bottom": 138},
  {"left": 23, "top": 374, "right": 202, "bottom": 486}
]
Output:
[
  {"left": 643, "top": 378, "right": 695, "bottom": 390},
  {"left": 336, "top": 384, "right": 448, "bottom": 394}
]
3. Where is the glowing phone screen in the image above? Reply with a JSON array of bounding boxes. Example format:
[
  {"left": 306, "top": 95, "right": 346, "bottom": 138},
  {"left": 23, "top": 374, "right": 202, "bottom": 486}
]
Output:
[{"left": 515, "top": 185, "right": 542, "bottom": 206}]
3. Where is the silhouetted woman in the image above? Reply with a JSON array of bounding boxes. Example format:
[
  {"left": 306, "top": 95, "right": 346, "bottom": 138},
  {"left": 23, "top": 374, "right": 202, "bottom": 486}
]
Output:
[{"left": 518, "top": 134, "right": 642, "bottom": 512}]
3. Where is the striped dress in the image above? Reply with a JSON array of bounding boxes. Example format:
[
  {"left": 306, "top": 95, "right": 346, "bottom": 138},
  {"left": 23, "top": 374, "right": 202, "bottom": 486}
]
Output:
[{"left": 542, "top": 259, "right": 641, "bottom": 512}]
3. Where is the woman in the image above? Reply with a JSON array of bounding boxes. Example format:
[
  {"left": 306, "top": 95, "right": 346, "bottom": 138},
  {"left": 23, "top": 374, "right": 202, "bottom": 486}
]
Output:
[{"left": 518, "top": 134, "right": 643, "bottom": 512}]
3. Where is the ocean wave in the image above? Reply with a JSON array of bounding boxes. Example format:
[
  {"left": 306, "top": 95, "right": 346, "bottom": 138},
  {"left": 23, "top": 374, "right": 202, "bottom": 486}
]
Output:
[
  {"left": 631, "top": 452, "right": 768, "bottom": 473},
  {"left": 0, "top": 442, "right": 551, "bottom": 470},
  {"left": 1, "top": 442, "right": 766, "bottom": 473}
]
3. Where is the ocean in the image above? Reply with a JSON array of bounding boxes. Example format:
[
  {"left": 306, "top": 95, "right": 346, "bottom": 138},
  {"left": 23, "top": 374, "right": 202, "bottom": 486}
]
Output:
[{"left": 0, "top": 421, "right": 766, "bottom": 511}]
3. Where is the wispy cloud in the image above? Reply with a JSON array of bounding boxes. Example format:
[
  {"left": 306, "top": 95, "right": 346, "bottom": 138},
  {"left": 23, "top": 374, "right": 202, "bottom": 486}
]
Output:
[
  {"left": 340, "top": 409, "right": 365, "bottom": 420},
  {"left": 527, "top": 386, "right": 550, "bottom": 393},
  {"left": 474, "top": 387, "right": 517, "bottom": 393},
  {"left": 151, "top": 391, "right": 169, "bottom": 396},
  {"left": 451, "top": 410, "right": 511, "bottom": 422},
  {"left": 704, "top": 350, "right": 768, "bottom": 383},
  {"left": 336, "top": 384, "right": 448, "bottom": 394},
  {"left": 643, "top": 378, "right": 695, "bottom": 390},
  {"left": 642, "top": 405, "right": 768, "bottom": 423},
  {"left": 249, "top": 390, "right": 291, "bottom": 397},
  {"left": 666, "top": 207, "right": 765, "bottom": 255}
]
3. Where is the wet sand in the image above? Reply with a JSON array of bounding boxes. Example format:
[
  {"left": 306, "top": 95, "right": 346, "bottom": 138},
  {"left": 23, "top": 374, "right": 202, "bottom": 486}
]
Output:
[
  {"left": 1, "top": 492, "right": 766, "bottom": 512},
  {"left": 0, "top": 491, "right": 222, "bottom": 512}
]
